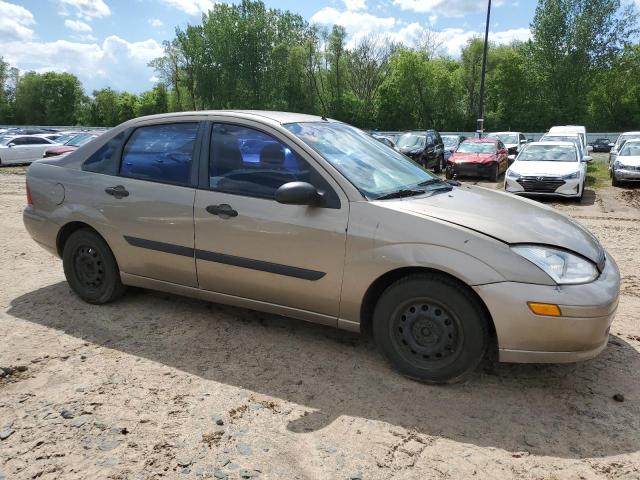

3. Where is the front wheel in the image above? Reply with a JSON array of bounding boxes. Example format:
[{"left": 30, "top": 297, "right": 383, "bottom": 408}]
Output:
[
  {"left": 489, "top": 162, "right": 499, "bottom": 182},
  {"left": 373, "top": 274, "right": 489, "bottom": 384},
  {"left": 612, "top": 175, "right": 620, "bottom": 187},
  {"left": 433, "top": 155, "right": 444, "bottom": 173},
  {"left": 63, "top": 228, "right": 126, "bottom": 304}
]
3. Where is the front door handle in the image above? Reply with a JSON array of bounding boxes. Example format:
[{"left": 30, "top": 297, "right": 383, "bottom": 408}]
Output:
[
  {"left": 105, "top": 185, "right": 129, "bottom": 199},
  {"left": 206, "top": 204, "right": 238, "bottom": 218}
]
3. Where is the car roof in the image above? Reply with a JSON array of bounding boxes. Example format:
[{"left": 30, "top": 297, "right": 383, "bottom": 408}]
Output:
[
  {"left": 529, "top": 141, "right": 576, "bottom": 147},
  {"left": 129, "top": 110, "right": 331, "bottom": 125},
  {"left": 620, "top": 131, "right": 640, "bottom": 136},
  {"left": 550, "top": 126, "right": 586, "bottom": 132},
  {"left": 487, "top": 131, "right": 521, "bottom": 135}
]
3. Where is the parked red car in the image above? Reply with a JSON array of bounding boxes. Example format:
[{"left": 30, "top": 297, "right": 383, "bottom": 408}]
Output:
[
  {"left": 446, "top": 138, "right": 509, "bottom": 181},
  {"left": 43, "top": 133, "right": 98, "bottom": 158}
]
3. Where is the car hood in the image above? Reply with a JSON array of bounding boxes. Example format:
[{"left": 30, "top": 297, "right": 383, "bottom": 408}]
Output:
[
  {"left": 389, "top": 185, "right": 603, "bottom": 263},
  {"left": 510, "top": 160, "right": 580, "bottom": 176},
  {"left": 450, "top": 152, "right": 495, "bottom": 164},
  {"left": 618, "top": 156, "right": 640, "bottom": 166}
]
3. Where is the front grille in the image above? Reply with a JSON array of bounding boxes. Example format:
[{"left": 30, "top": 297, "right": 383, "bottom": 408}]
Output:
[
  {"left": 620, "top": 164, "right": 640, "bottom": 172},
  {"left": 516, "top": 176, "right": 566, "bottom": 193}
]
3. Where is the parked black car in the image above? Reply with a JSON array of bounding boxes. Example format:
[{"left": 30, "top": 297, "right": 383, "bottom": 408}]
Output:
[
  {"left": 442, "top": 134, "right": 466, "bottom": 162},
  {"left": 396, "top": 130, "right": 445, "bottom": 172},
  {"left": 590, "top": 138, "right": 612, "bottom": 153}
]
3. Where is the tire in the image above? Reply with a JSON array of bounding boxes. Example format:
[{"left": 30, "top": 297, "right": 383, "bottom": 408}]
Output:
[
  {"left": 433, "top": 155, "right": 444, "bottom": 174},
  {"left": 489, "top": 162, "right": 499, "bottom": 182},
  {"left": 445, "top": 167, "right": 453, "bottom": 180},
  {"left": 373, "top": 273, "right": 489, "bottom": 384},
  {"left": 612, "top": 175, "right": 619, "bottom": 187},
  {"left": 62, "top": 228, "right": 126, "bottom": 304}
]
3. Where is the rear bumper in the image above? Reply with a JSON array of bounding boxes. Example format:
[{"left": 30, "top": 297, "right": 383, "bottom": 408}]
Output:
[
  {"left": 474, "top": 252, "right": 620, "bottom": 363},
  {"left": 23, "top": 207, "right": 59, "bottom": 257}
]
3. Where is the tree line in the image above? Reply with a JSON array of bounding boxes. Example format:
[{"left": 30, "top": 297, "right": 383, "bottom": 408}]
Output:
[{"left": 1, "top": 0, "right": 638, "bottom": 132}]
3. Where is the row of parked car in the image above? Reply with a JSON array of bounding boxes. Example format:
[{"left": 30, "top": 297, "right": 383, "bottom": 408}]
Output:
[
  {"left": 0, "top": 127, "right": 106, "bottom": 166},
  {"left": 372, "top": 126, "right": 640, "bottom": 198}
]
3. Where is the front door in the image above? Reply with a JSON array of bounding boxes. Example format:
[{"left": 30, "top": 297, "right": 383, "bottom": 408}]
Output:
[{"left": 193, "top": 122, "right": 349, "bottom": 322}]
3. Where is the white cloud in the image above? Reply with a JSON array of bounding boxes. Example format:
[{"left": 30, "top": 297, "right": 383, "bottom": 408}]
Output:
[
  {"left": 64, "top": 19, "right": 92, "bottom": 33},
  {"left": 2, "top": 36, "right": 164, "bottom": 93},
  {"left": 58, "top": 0, "right": 111, "bottom": 20},
  {"left": 149, "top": 18, "right": 164, "bottom": 27},
  {"left": 392, "top": 0, "right": 504, "bottom": 18},
  {"left": 0, "top": 0, "right": 35, "bottom": 41},
  {"left": 310, "top": 4, "right": 530, "bottom": 56},
  {"left": 343, "top": 0, "right": 366, "bottom": 11},
  {"left": 160, "top": 0, "right": 217, "bottom": 15},
  {"left": 310, "top": 7, "right": 396, "bottom": 42}
]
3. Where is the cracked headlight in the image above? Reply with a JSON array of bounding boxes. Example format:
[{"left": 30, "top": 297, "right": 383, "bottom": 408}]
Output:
[{"left": 511, "top": 245, "right": 598, "bottom": 284}]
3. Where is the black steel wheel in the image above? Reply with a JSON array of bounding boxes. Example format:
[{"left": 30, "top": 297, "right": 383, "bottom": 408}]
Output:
[
  {"left": 373, "top": 273, "right": 489, "bottom": 383},
  {"left": 63, "top": 228, "right": 125, "bottom": 304}
]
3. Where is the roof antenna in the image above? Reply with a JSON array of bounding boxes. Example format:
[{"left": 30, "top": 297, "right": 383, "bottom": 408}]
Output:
[{"left": 321, "top": 115, "right": 328, "bottom": 121}]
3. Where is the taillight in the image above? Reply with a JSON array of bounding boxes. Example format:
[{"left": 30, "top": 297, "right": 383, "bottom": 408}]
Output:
[{"left": 26, "top": 181, "right": 33, "bottom": 205}]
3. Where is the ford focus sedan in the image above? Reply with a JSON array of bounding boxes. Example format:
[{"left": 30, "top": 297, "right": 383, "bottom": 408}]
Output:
[{"left": 23, "top": 111, "right": 620, "bottom": 383}]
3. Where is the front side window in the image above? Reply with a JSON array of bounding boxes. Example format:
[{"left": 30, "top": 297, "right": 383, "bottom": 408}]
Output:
[
  {"left": 209, "top": 124, "right": 339, "bottom": 206},
  {"left": 285, "top": 122, "right": 439, "bottom": 199},
  {"left": 120, "top": 123, "right": 198, "bottom": 186}
]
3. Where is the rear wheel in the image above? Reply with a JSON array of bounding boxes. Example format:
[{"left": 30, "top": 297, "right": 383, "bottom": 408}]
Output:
[
  {"left": 373, "top": 274, "right": 489, "bottom": 384},
  {"left": 62, "top": 228, "right": 125, "bottom": 304}
]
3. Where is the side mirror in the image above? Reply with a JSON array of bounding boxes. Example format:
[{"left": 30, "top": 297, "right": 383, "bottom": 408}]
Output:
[
  {"left": 582, "top": 156, "right": 593, "bottom": 163},
  {"left": 7, "top": 142, "right": 15, "bottom": 147},
  {"left": 608, "top": 143, "right": 615, "bottom": 147},
  {"left": 520, "top": 139, "right": 527, "bottom": 144},
  {"left": 587, "top": 145, "right": 593, "bottom": 153},
  {"left": 508, "top": 154, "right": 516, "bottom": 165},
  {"left": 275, "top": 181, "right": 323, "bottom": 206}
]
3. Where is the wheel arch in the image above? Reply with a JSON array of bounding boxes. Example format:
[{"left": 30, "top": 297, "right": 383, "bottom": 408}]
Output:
[
  {"left": 56, "top": 221, "right": 102, "bottom": 257},
  {"left": 359, "top": 266, "right": 497, "bottom": 347}
]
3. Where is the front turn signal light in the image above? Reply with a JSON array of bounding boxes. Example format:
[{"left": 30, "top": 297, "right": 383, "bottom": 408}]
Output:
[{"left": 528, "top": 302, "right": 562, "bottom": 317}]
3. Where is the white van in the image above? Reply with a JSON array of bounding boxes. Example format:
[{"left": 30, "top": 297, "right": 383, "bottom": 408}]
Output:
[{"left": 548, "top": 126, "right": 591, "bottom": 153}]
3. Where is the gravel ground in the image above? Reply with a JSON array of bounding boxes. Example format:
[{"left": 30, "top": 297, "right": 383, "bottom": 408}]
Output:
[{"left": 1, "top": 158, "right": 639, "bottom": 480}]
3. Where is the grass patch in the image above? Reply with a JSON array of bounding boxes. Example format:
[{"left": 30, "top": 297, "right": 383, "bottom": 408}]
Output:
[
  {"left": 586, "top": 159, "right": 610, "bottom": 189},
  {"left": 0, "top": 165, "right": 27, "bottom": 175}
]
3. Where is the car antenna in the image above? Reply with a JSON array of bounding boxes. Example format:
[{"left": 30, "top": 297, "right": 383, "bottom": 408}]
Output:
[{"left": 321, "top": 115, "right": 328, "bottom": 121}]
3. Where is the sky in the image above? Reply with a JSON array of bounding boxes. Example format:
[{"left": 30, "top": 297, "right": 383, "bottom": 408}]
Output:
[{"left": 0, "top": 0, "right": 541, "bottom": 94}]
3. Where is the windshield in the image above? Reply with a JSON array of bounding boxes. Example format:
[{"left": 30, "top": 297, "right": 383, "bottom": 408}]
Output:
[
  {"left": 541, "top": 135, "right": 581, "bottom": 150},
  {"left": 620, "top": 142, "right": 640, "bottom": 156},
  {"left": 617, "top": 135, "right": 640, "bottom": 149},
  {"left": 285, "top": 122, "right": 438, "bottom": 199},
  {"left": 396, "top": 133, "right": 426, "bottom": 150},
  {"left": 488, "top": 133, "right": 518, "bottom": 144},
  {"left": 442, "top": 135, "right": 459, "bottom": 148},
  {"left": 456, "top": 142, "right": 496, "bottom": 154},
  {"left": 517, "top": 144, "right": 577, "bottom": 162}
]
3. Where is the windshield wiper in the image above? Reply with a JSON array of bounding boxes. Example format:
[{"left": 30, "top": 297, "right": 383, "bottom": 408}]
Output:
[
  {"left": 418, "top": 178, "right": 447, "bottom": 187},
  {"left": 375, "top": 189, "right": 427, "bottom": 200}
]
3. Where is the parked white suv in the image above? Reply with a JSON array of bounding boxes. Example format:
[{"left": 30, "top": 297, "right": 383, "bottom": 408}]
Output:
[
  {"left": 548, "top": 126, "right": 591, "bottom": 153},
  {"left": 505, "top": 141, "right": 587, "bottom": 200}
]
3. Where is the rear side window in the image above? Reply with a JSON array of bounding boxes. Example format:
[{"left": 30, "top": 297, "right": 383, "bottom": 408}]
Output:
[
  {"left": 120, "top": 123, "right": 199, "bottom": 186},
  {"left": 83, "top": 132, "right": 125, "bottom": 175}
]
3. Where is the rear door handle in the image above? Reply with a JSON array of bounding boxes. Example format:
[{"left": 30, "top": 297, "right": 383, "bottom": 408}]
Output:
[
  {"left": 105, "top": 185, "right": 129, "bottom": 199},
  {"left": 206, "top": 204, "right": 238, "bottom": 218}
]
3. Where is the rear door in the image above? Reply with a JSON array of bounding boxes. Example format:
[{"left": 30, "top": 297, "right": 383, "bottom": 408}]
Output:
[
  {"left": 193, "top": 121, "right": 349, "bottom": 323},
  {"left": 78, "top": 121, "right": 203, "bottom": 287}
]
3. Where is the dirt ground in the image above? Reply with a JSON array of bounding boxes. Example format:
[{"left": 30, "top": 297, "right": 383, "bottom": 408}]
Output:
[{"left": 1, "top": 156, "right": 639, "bottom": 480}]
